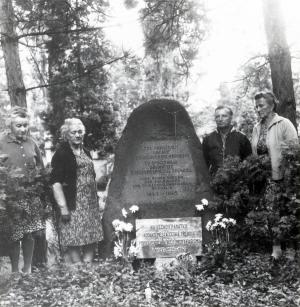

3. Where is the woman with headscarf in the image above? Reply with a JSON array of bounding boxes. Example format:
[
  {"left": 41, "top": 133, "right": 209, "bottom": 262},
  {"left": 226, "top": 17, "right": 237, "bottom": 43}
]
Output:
[
  {"left": 50, "top": 118, "right": 103, "bottom": 263},
  {"left": 252, "top": 91, "right": 298, "bottom": 259}
]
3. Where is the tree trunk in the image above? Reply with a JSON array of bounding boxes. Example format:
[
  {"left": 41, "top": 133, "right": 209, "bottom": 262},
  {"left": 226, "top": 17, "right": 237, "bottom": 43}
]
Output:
[
  {"left": 0, "top": 0, "right": 27, "bottom": 107},
  {"left": 262, "top": 0, "right": 297, "bottom": 128}
]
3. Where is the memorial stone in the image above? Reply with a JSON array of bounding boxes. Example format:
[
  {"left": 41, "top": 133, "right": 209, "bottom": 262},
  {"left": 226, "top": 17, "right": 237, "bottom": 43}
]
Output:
[
  {"left": 102, "top": 99, "right": 213, "bottom": 257},
  {"left": 136, "top": 217, "right": 202, "bottom": 258}
]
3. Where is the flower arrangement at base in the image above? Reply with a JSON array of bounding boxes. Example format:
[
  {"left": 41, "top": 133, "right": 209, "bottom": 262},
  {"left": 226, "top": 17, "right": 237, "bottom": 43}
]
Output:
[
  {"left": 112, "top": 206, "right": 140, "bottom": 262},
  {"left": 205, "top": 214, "right": 237, "bottom": 265}
]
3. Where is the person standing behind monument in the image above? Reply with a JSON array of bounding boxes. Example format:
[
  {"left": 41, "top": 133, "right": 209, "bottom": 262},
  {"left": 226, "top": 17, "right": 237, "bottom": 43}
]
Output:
[
  {"left": 0, "top": 107, "right": 47, "bottom": 273},
  {"left": 252, "top": 91, "right": 298, "bottom": 260},
  {"left": 50, "top": 118, "right": 103, "bottom": 263},
  {"left": 202, "top": 106, "right": 252, "bottom": 175}
]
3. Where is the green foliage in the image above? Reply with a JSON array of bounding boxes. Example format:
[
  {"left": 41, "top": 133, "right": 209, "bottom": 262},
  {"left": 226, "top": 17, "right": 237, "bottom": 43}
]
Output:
[
  {"left": 211, "top": 146, "right": 300, "bottom": 252},
  {"left": 124, "top": 0, "right": 138, "bottom": 9},
  {"left": 235, "top": 99, "right": 257, "bottom": 139},
  {"left": 236, "top": 55, "right": 272, "bottom": 98},
  {"left": 42, "top": 1, "right": 118, "bottom": 156},
  {"left": 14, "top": 0, "right": 119, "bottom": 157},
  {"left": 0, "top": 63, "right": 9, "bottom": 131},
  {"left": 106, "top": 57, "right": 146, "bottom": 134},
  {"left": 142, "top": 0, "right": 207, "bottom": 63},
  {"left": 292, "top": 72, "right": 300, "bottom": 124},
  {"left": 0, "top": 109, "right": 8, "bottom": 133},
  {"left": 137, "top": 0, "right": 208, "bottom": 103},
  {"left": 0, "top": 255, "right": 299, "bottom": 306},
  {"left": 12, "top": 0, "right": 209, "bottom": 154}
]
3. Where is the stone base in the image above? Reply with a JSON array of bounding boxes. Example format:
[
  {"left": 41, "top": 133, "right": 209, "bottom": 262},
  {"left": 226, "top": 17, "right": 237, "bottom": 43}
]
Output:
[
  {"left": 154, "top": 257, "right": 178, "bottom": 270},
  {"left": 154, "top": 255, "right": 197, "bottom": 271}
]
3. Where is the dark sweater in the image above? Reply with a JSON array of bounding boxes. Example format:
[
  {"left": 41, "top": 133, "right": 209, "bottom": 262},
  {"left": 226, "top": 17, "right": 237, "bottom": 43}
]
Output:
[
  {"left": 50, "top": 142, "right": 93, "bottom": 211},
  {"left": 202, "top": 128, "right": 252, "bottom": 174}
]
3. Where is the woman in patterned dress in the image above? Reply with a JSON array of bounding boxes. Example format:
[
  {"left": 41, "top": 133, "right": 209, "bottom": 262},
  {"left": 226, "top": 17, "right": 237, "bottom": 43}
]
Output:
[
  {"left": 251, "top": 91, "right": 298, "bottom": 260},
  {"left": 0, "top": 107, "right": 45, "bottom": 273},
  {"left": 51, "top": 118, "right": 103, "bottom": 263}
]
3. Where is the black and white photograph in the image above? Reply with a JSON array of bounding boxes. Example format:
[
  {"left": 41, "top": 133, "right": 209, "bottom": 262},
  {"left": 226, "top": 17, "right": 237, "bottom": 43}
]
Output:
[{"left": 0, "top": 0, "right": 299, "bottom": 306}]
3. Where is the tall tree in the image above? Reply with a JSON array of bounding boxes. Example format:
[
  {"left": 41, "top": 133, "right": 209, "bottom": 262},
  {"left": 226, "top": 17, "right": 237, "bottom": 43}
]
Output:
[
  {"left": 139, "top": 0, "right": 207, "bottom": 100},
  {"left": 41, "top": 0, "right": 119, "bottom": 155},
  {"left": 262, "top": 0, "right": 297, "bottom": 128},
  {"left": 0, "top": 0, "right": 26, "bottom": 107},
  {"left": 14, "top": 0, "right": 122, "bottom": 156}
]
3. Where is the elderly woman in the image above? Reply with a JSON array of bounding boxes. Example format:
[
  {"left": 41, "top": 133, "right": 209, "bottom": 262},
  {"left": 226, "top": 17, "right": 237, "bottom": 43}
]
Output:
[
  {"left": 51, "top": 118, "right": 103, "bottom": 263},
  {"left": 0, "top": 107, "right": 46, "bottom": 273},
  {"left": 252, "top": 91, "right": 298, "bottom": 259}
]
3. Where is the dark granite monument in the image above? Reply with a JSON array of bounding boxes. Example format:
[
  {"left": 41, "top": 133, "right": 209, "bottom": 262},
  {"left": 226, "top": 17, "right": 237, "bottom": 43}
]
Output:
[{"left": 102, "top": 99, "right": 213, "bottom": 257}]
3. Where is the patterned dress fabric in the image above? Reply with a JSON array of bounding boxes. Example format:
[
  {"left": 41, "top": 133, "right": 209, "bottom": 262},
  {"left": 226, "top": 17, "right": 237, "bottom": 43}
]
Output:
[
  {"left": 256, "top": 122, "right": 268, "bottom": 156},
  {"left": 11, "top": 195, "right": 45, "bottom": 241},
  {"left": 59, "top": 151, "right": 103, "bottom": 246},
  {"left": 0, "top": 134, "right": 45, "bottom": 242}
]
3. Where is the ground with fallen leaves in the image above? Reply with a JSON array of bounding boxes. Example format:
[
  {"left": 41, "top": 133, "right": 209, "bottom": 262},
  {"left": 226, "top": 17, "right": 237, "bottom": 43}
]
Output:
[{"left": 0, "top": 253, "right": 299, "bottom": 307}]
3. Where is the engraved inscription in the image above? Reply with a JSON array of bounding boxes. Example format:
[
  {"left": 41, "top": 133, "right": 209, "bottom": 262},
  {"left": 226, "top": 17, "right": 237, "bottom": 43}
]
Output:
[
  {"left": 136, "top": 218, "right": 202, "bottom": 258},
  {"left": 123, "top": 140, "right": 196, "bottom": 204}
]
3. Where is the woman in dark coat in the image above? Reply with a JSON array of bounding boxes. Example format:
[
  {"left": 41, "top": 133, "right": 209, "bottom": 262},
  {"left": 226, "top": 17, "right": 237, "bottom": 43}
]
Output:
[{"left": 51, "top": 118, "right": 103, "bottom": 263}]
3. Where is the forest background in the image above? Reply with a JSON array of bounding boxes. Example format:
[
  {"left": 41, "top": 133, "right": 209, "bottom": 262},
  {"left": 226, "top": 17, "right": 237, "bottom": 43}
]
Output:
[
  {"left": 0, "top": 0, "right": 299, "bottom": 157},
  {"left": 1, "top": 1, "right": 300, "bottom": 306}
]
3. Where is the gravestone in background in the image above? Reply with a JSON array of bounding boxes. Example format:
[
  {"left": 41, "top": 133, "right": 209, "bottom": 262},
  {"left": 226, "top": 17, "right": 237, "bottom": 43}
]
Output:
[{"left": 102, "top": 99, "right": 213, "bottom": 257}]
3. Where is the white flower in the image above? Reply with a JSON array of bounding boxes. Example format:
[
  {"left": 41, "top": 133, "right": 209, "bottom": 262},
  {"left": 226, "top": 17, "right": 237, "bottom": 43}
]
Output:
[
  {"left": 112, "top": 219, "right": 121, "bottom": 229},
  {"left": 229, "top": 218, "right": 237, "bottom": 226},
  {"left": 214, "top": 213, "right": 223, "bottom": 222},
  {"left": 211, "top": 222, "right": 218, "bottom": 230},
  {"left": 206, "top": 220, "right": 212, "bottom": 231},
  {"left": 222, "top": 218, "right": 229, "bottom": 224},
  {"left": 115, "top": 221, "right": 127, "bottom": 232},
  {"left": 195, "top": 204, "right": 204, "bottom": 211},
  {"left": 201, "top": 199, "right": 209, "bottom": 206},
  {"left": 128, "top": 243, "right": 138, "bottom": 257},
  {"left": 122, "top": 208, "right": 128, "bottom": 218},
  {"left": 129, "top": 205, "right": 139, "bottom": 213},
  {"left": 113, "top": 244, "right": 123, "bottom": 258},
  {"left": 219, "top": 222, "right": 226, "bottom": 229},
  {"left": 123, "top": 223, "right": 133, "bottom": 232}
]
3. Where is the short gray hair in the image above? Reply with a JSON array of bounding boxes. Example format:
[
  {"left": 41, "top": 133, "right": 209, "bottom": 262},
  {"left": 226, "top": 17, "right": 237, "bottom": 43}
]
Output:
[
  {"left": 6, "top": 106, "right": 29, "bottom": 127},
  {"left": 215, "top": 105, "right": 233, "bottom": 117},
  {"left": 60, "top": 118, "right": 86, "bottom": 141}
]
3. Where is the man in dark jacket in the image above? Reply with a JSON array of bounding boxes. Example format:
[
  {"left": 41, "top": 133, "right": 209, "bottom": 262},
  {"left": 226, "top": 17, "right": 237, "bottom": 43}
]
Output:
[{"left": 202, "top": 106, "right": 252, "bottom": 175}]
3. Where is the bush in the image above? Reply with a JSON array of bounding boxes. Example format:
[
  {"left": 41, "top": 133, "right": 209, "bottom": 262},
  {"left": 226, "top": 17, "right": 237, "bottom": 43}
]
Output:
[{"left": 210, "top": 145, "right": 300, "bottom": 252}]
